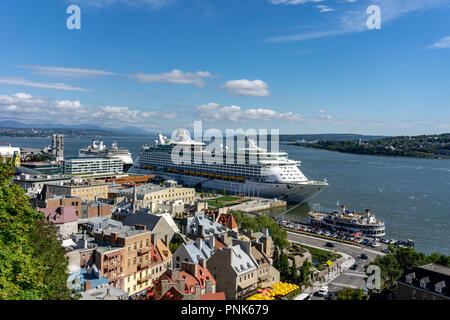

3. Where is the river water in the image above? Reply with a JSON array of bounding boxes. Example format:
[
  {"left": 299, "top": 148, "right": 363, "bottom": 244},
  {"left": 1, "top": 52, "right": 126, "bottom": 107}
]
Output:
[{"left": 5, "top": 136, "right": 450, "bottom": 255}]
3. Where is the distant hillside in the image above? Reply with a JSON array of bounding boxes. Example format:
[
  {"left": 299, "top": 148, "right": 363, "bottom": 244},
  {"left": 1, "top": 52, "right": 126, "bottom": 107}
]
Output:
[
  {"left": 0, "top": 120, "right": 154, "bottom": 137},
  {"left": 280, "top": 133, "right": 387, "bottom": 143},
  {"left": 294, "top": 133, "right": 450, "bottom": 159}
]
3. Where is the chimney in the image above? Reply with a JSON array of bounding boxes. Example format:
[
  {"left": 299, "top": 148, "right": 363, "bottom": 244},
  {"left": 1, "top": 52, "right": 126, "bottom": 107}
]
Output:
[
  {"left": 177, "top": 278, "right": 186, "bottom": 294},
  {"left": 169, "top": 268, "right": 181, "bottom": 281},
  {"left": 195, "top": 238, "right": 203, "bottom": 250},
  {"left": 164, "top": 234, "right": 169, "bottom": 247},
  {"left": 134, "top": 224, "right": 146, "bottom": 231},
  {"left": 205, "top": 279, "right": 214, "bottom": 294},
  {"left": 206, "top": 236, "right": 215, "bottom": 249},
  {"left": 198, "top": 258, "right": 206, "bottom": 268},
  {"left": 197, "top": 224, "right": 204, "bottom": 237},
  {"left": 111, "top": 232, "right": 119, "bottom": 244},
  {"left": 84, "top": 280, "right": 91, "bottom": 292},
  {"left": 161, "top": 279, "right": 170, "bottom": 296}
]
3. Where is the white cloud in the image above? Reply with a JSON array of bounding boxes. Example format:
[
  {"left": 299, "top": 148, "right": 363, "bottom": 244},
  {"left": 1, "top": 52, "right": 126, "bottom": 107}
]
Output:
[
  {"left": 131, "top": 69, "right": 215, "bottom": 88},
  {"left": 19, "top": 65, "right": 117, "bottom": 78},
  {"left": 70, "top": 0, "right": 175, "bottom": 9},
  {"left": 195, "top": 102, "right": 303, "bottom": 122},
  {"left": 269, "top": 0, "right": 325, "bottom": 5},
  {"left": 221, "top": 79, "right": 270, "bottom": 97},
  {"left": 0, "top": 77, "right": 91, "bottom": 92},
  {"left": 0, "top": 92, "right": 177, "bottom": 128},
  {"left": 429, "top": 36, "right": 450, "bottom": 49},
  {"left": 268, "top": 0, "right": 449, "bottom": 43},
  {"left": 316, "top": 5, "right": 334, "bottom": 12}
]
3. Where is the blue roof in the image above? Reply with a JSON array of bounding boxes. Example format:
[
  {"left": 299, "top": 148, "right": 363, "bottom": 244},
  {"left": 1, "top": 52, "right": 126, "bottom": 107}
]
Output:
[{"left": 67, "top": 268, "right": 110, "bottom": 292}]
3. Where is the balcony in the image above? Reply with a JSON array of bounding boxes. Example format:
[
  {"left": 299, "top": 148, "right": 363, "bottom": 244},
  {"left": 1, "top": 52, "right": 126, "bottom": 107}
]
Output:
[
  {"left": 137, "top": 274, "right": 152, "bottom": 284},
  {"left": 137, "top": 261, "right": 150, "bottom": 270},
  {"left": 104, "top": 262, "right": 121, "bottom": 272},
  {"left": 138, "top": 247, "right": 150, "bottom": 255}
]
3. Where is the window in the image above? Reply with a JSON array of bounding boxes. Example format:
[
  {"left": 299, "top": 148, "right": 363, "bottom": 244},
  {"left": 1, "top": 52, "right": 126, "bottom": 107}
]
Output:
[
  {"left": 412, "top": 290, "right": 416, "bottom": 300},
  {"left": 133, "top": 242, "right": 137, "bottom": 250}
]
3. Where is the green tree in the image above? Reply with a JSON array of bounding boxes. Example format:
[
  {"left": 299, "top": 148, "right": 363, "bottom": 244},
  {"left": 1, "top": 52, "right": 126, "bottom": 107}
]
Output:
[
  {"left": 299, "top": 261, "right": 312, "bottom": 284},
  {"left": 0, "top": 157, "right": 71, "bottom": 300},
  {"left": 336, "top": 288, "right": 369, "bottom": 300},
  {"left": 289, "top": 258, "right": 298, "bottom": 283}
]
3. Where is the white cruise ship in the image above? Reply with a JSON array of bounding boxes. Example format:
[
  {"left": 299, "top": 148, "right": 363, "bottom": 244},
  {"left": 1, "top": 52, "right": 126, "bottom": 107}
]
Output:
[
  {"left": 129, "top": 129, "right": 328, "bottom": 204},
  {"left": 79, "top": 140, "right": 133, "bottom": 172}
]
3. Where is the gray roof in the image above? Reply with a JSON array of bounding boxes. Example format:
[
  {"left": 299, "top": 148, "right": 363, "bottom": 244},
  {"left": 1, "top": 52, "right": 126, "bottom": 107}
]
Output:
[
  {"left": 186, "top": 213, "right": 229, "bottom": 237},
  {"left": 230, "top": 244, "right": 258, "bottom": 275},
  {"left": 79, "top": 286, "right": 128, "bottom": 300},
  {"left": 79, "top": 217, "right": 123, "bottom": 231},
  {"left": 94, "top": 225, "right": 150, "bottom": 240},
  {"left": 183, "top": 238, "right": 216, "bottom": 264},
  {"left": 122, "top": 213, "right": 161, "bottom": 231}
]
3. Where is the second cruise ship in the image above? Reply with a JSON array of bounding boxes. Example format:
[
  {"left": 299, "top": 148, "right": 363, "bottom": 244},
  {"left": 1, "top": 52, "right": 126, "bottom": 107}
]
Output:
[{"left": 129, "top": 129, "right": 328, "bottom": 203}]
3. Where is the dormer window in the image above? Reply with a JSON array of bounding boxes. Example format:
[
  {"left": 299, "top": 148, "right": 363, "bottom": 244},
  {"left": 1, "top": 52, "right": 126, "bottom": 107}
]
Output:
[
  {"left": 420, "top": 277, "right": 430, "bottom": 289},
  {"left": 434, "top": 281, "right": 445, "bottom": 294},
  {"left": 405, "top": 272, "right": 415, "bottom": 284}
]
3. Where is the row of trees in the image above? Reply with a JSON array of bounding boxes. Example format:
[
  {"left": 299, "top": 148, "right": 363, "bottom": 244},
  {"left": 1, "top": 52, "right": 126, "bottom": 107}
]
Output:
[
  {"left": 231, "top": 210, "right": 290, "bottom": 249},
  {"left": 0, "top": 158, "right": 72, "bottom": 299}
]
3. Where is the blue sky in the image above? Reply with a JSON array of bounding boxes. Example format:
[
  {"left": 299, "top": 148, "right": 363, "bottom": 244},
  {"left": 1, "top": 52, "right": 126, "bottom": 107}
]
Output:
[{"left": 0, "top": 0, "right": 449, "bottom": 135}]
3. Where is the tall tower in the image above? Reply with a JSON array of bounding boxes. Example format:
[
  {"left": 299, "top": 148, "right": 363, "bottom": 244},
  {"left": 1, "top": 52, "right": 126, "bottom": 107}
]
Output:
[
  {"left": 132, "top": 183, "right": 138, "bottom": 214},
  {"left": 52, "top": 134, "right": 64, "bottom": 161}
]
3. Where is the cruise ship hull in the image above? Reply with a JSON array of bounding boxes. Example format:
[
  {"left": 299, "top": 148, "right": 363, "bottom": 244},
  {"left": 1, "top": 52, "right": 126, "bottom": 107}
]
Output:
[{"left": 128, "top": 167, "right": 327, "bottom": 204}]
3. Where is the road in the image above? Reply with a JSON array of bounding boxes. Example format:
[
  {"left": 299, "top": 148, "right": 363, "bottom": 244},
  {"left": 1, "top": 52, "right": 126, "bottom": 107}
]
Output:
[{"left": 287, "top": 231, "right": 385, "bottom": 300}]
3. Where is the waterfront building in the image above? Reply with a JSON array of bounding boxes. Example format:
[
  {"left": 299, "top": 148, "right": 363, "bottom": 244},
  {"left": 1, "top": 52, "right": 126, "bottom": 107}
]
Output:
[
  {"left": 396, "top": 264, "right": 450, "bottom": 300},
  {"left": 20, "top": 161, "right": 64, "bottom": 175},
  {"left": 64, "top": 157, "right": 123, "bottom": 176},
  {"left": 44, "top": 182, "right": 108, "bottom": 202},
  {"left": 114, "top": 182, "right": 195, "bottom": 208},
  {"left": 13, "top": 173, "right": 70, "bottom": 190},
  {"left": 37, "top": 206, "right": 78, "bottom": 239}
]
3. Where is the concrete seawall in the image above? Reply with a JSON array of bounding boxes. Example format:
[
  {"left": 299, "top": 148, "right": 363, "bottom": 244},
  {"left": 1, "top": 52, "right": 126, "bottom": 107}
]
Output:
[{"left": 229, "top": 198, "right": 287, "bottom": 213}]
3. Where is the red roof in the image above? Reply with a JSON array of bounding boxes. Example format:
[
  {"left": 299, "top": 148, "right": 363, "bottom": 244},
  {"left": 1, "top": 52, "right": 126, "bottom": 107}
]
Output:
[
  {"left": 200, "top": 292, "right": 226, "bottom": 300},
  {"left": 214, "top": 238, "right": 226, "bottom": 249},
  {"left": 152, "top": 263, "right": 217, "bottom": 299},
  {"left": 37, "top": 206, "right": 78, "bottom": 224},
  {"left": 217, "top": 213, "right": 238, "bottom": 230}
]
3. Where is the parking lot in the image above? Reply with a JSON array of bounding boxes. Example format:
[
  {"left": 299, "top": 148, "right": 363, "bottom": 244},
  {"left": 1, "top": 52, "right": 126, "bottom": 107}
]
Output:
[{"left": 278, "top": 217, "right": 414, "bottom": 252}]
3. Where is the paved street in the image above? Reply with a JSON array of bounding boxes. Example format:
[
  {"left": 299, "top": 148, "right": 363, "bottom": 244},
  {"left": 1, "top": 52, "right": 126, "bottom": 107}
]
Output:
[{"left": 287, "top": 231, "right": 384, "bottom": 300}]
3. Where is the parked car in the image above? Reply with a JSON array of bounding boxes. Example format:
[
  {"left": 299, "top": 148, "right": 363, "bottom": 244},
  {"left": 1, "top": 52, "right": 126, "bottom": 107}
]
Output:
[
  {"left": 317, "top": 286, "right": 328, "bottom": 297},
  {"left": 371, "top": 242, "right": 380, "bottom": 247},
  {"left": 325, "top": 292, "right": 337, "bottom": 300}
]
